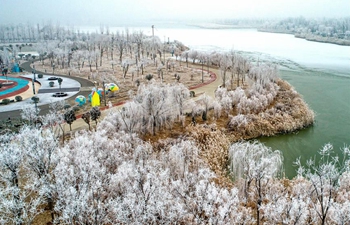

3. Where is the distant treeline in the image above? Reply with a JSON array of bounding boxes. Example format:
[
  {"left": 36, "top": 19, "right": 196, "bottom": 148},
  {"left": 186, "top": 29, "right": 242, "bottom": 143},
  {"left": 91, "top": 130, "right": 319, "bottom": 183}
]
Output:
[
  {"left": 259, "top": 17, "right": 350, "bottom": 46},
  {"left": 215, "top": 17, "right": 350, "bottom": 46},
  {"left": 259, "top": 17, "right": 350, "bottom": 38},
  {"left": 0, "top": 22, "right": 121, "bottom": 43}
]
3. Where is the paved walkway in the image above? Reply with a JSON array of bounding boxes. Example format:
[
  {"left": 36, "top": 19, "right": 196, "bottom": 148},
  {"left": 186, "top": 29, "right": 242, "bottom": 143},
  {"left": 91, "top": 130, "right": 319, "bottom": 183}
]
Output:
[
  {"left": 0, "top": 74, "right": 81, "bottom": 111},
  {"left": 0, "top": 61, "right": 95, "bottom": 120},
  {"left": 63, "top": 65, "right": 222, "bottom": 133},
  {"left": 0, "top": 60, "right": 222, "bottom": 133}
]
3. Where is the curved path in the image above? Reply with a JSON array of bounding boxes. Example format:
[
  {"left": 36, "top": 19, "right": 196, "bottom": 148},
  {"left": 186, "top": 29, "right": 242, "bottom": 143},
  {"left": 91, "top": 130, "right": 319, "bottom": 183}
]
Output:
[
  {"left": 65, "top": 65, "right": 222, "bottom": 133},
  {"left": 0, "top": 61, "right": 95, "bottom": 120},
  {"left": 0, "top": 60, "right": 222, "bottom": 132}
]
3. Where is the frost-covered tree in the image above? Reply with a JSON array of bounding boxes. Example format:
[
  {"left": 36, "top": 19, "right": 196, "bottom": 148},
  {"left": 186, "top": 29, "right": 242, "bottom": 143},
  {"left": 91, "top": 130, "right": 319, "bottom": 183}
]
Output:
[
  {"left": 228, "top": 49, "right": 237, "bottom": 89},
  {"left": 219, "top": 53, "right": 231, "bottom": 88},
  {"left": 181, "top": 51, "right": 189, "bottom": 67},
  {"left": 64, "top": 109, "right": 76, "bottom": 131},
  {"left": 295, "top": 143, "right": 350, "bottom": 225},
  {"left": 328, "top": 201, "right": 350, "bottom": 224},
  {"left": 20, "top": 104, "right": 40, "bottom": 126},
  {"left": 235, "top": 55, "right": 249, "bottom": 87},
  {"left": 248, "top": 63, "right": 279, "bottom": 87},
  {"left": 17, "top": 126, "right": 59, "bottom": 223},
  {"left": 40, "top": 100, "right": 66, "bottom": 143},
  {"left": 98, "top": 101, "right": 141, "bottom": 135},
  {"left": 53, "top": 129, "right": 152, "bottom": 224},
  {"left": 215, "top": 86, "right": 245, "bottom": 116},
  {"left": 171, "top": 83, "right": 190, "bottom": 116},
  {"left": 260, "top": 178, "right": 310, "bottom": 224},
  {"left": 196, "top": 94, "right": 216, "bottom": 121},
  {"left": 188, "top": 49, "right": 198, "bottom": 64},
  {"left": 137, "top": 82, "right": 174, "bottom": 134},
  {"left": 229, "top": 140, "right": 284, "bottom": 225},
  {"left": 329, "top": 171, "right": 350, "bottom": 224},
  {"left": 81, "top": 112, "right": 92, "bottom": 131},
  {"left": 132, "top": 30, "right": 144, "bottom": 60},
  {"left": 0, "top": 132, "right": 44, "bottom": 225},
  {"left": 115, "top": 31, "right": 127, "bottom": 62},
  {"left": 197, "top": 51, "right": 208, "bottom": 83},
  {"left": 110, "top": 81, "right": 189, "bottom": 135},
  {"left": 90, "top": 106, "right": 101, "bottom": 129}
]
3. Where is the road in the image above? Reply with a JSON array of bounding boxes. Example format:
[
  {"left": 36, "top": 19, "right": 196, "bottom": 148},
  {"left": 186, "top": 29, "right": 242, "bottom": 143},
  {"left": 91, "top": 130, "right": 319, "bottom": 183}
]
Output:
[{"left": 0, "top": 61, "right": 95, "bottom": 120}]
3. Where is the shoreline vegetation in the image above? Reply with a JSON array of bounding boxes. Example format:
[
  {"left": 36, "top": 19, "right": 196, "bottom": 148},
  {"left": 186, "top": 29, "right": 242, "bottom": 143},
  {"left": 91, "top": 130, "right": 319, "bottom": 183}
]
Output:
[
  {"left": 26, "top": 44, "right": 315, "bottom": 144},
  {"left": 1, "top": 22, "right": 316, "bottom": 168},
  {"left": 193, "top": 17, "right": 350, "bottom": 46},
  {"left": 7, "top": 23, "right": 350, "bottom": 225},
  {"left": 258, "top": 28, "right": 350, "bottom": 46},
  {"left": 188, "top": 23, "right": 350, "bottom": 46},
  {"left": 257, "top": 17, "right": 350, "bottom": 46}
]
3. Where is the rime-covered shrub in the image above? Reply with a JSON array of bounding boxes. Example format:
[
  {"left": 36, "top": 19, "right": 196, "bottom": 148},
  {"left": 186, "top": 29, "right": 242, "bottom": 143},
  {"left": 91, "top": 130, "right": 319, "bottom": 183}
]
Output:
[
  {"left": 215, "top": 63, "right": 281, "bottom": 116},
  {"left": 145, "top": 74, "right": 153, "bottom": 81},
  {"left": 1, "top": 98, "right": 11, "bottom": 105},
  {"left": 229, "top": 140, "right": 284, "bottom": 223},
  {"left": 100, "top": 81, "right": 190, "bottom": 135},
  {"left": 53, "top": 129, "right": 248, "bottom": 224},
  {"left": 15, "top": 95, "right": 23, "bottom": 102},
  {"left": 187, "top": 124, "right": 230, "bottom": 179},
  {"left": 227, "top": 79, "right": 314, "bottom": 139}
]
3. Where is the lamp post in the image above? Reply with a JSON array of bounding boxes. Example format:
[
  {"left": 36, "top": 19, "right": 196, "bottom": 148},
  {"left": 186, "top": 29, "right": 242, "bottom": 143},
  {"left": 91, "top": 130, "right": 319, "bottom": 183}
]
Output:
[
  {"left": 31, "top": 79, "right": 38, "bottom": 114},
  {"left": 32, "top": 78, "right": 36, "bottom": 95},
  {"left": 32, "top": 69, "right": 36, "bottom": 81}
]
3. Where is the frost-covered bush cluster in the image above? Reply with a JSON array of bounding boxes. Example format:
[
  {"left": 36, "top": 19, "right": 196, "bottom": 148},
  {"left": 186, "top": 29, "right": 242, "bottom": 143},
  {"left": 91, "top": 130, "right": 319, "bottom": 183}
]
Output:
[
  {"left": 99, "top": 81, "right": 191, "bottom": 135},
  {"left": 228, "top": 141, "right": 350, "bottom": 225},
  {"left": 1, "top": 125, "right": 349, "bottom": 224},
  {"left": 226, "top": 78, "right": 314, "bottom": 139},
  {"left": 0, "top": 126, "right": 254, "bottom": 224},
  {"left": 261, "top": 17, "right": 350, "bottom": 42},
  {"left": 215, "top": 63, "right": 279, "bottom": 115},
  {"left": 0, "top": 22, "right": 321, "bottom": 224}
]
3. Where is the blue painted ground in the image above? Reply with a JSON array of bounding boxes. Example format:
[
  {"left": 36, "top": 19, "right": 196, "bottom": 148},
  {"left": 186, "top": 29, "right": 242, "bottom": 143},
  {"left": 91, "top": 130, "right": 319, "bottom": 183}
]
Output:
[{"left": 0, "top": 76, "right": 29, "bottom": 97}]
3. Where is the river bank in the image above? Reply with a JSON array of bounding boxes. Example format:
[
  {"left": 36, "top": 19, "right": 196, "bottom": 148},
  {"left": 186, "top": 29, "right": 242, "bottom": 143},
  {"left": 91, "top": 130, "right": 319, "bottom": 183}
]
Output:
[{"left": 258, "top": 28, "right": 350, "bottom": 46}]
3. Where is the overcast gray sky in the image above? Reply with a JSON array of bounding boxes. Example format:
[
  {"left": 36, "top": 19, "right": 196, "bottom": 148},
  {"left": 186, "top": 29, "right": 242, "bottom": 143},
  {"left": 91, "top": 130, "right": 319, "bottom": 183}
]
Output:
[{"left": 1, "top": 0, "right": 349, "bottom": 26}]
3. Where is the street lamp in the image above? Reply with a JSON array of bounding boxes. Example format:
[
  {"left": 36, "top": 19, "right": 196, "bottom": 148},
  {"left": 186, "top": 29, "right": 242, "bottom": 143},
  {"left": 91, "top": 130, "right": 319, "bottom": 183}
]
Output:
[
  {"left": 32, "top": 69, "right": 36, "bottom": 81},
  {"left": 32, "top": 78, "right": 36, "bottom": 95},
  {"left": 31, "top": 69, "right": 37, "bottom": 112},
  {"left": 31, "top": 79, "right": 38, "bottom": 114}
]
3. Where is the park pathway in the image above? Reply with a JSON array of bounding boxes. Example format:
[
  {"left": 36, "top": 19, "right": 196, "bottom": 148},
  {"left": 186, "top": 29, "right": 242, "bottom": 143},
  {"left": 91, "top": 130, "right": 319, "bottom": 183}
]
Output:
[
  {"left": 62, "top": 63, "right": 222, "bottom": 133},
  {"left": 0, "top": 61, "right": 95, "bottom": 120},
  {"left": 0, "top": 60, "right": 222, "bottom": 133}
]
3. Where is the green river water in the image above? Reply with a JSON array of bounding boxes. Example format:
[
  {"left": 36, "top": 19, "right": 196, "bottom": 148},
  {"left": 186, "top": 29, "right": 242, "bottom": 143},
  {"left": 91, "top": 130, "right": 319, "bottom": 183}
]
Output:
[
  {"left": 260, "top": 69, "right": 350, "bottom": 178},
  {"left": 69, "top": 26, "right": 350, "bottom": 178}
]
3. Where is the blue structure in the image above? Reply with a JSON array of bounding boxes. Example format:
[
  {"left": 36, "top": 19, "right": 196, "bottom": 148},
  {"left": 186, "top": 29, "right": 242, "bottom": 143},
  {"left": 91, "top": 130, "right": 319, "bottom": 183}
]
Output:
[
  {"left": 0, "top": 77, "right": 29, "bottom": 97},
  {"left": 11, "top": 63, "right": 20, "bottom": 73}
]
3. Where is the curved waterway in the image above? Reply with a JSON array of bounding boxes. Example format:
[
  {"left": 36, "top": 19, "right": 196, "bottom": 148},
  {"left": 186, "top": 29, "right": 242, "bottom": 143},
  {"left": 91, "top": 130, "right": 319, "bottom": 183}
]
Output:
[
  {"left": 261, "top": 69, "right": 350, "bottom": 178},
  {"left": 83, "top": 24, "right": 350, "bottom": 178},
  {"left": 159, "top": 26, "right": 350, "bottom": 178}
]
